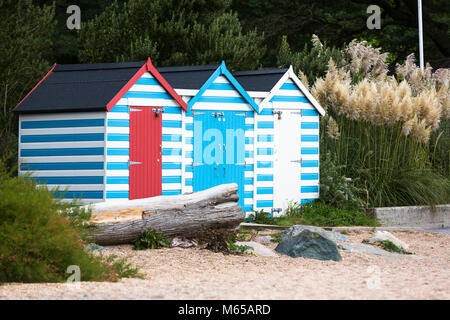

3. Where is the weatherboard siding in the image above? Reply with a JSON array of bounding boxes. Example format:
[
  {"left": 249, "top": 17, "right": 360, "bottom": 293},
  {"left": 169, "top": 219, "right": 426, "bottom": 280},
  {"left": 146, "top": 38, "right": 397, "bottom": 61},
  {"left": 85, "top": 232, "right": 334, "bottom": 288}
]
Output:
[
  {"left": 251, "top": 78, "right": 320, "bottom": 213},
  {"left": 275, "top": 78, "right": 320, "bottom": 204},
  {"left": 105, "top": 71, "right": 183, "bottom": 200},
  {"left": 18, "top": 112, "right": 107, "bottom": 204},
  {"left": 186, "top": 75, "right": 255, "bottom": 214}
]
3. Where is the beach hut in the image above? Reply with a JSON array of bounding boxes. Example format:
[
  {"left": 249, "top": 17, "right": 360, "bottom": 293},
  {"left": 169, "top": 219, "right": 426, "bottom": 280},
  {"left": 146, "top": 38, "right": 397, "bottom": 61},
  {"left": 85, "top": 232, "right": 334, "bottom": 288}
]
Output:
[
  {"left": 233, "top": 66, "right": 325, "bottom": 216},
  {"left": 157, "top": 62, "right": 259, "bottom": 212},
  {"left": 14, "top": 59, "right": 187, "bottom": 204}
]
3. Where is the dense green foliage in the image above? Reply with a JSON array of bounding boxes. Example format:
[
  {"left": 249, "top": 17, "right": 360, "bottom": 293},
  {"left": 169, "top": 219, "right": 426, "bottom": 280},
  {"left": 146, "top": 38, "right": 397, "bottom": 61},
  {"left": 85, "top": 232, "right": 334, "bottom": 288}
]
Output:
[
  {"left": 233, "top": 0, "right": 450, "bottom": 68},
  {"left": 250, "top": 202, "right": 379, "bottom": 227},
  {"left": 0, "top": 0, "right": 56, "bottom": 167},
  {"left": 133, "top": 230, "right": 170, "bottom": 250},
  {"left": 0, "top": 164, "right": 142, "bottom": 283},
  {"left": 79, "top": 0, "right": 265, "bottom": 70}
]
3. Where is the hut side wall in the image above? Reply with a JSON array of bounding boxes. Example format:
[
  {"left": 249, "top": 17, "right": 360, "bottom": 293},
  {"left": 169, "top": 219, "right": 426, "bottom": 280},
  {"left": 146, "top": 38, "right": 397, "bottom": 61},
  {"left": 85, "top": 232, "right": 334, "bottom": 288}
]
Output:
[{"left": 18, "top": 111, "right": 107, "bottom": 204}]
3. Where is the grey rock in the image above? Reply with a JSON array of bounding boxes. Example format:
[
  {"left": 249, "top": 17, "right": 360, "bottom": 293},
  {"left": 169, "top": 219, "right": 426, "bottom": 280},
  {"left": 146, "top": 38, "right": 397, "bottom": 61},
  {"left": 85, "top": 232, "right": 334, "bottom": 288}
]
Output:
[
  {"left": 86, "top": 243, "right": 115, "bottom": 252},
  {"left": 275, "top": 229, "right": 342, "bottom": 261},
  {"left": 235, "top": 241, "right": 278, "bottom": 257},
  {"left": 338, "top": 243, "right": 422, "bottom": 260},
  {"left": 362, "top": 231, "right": 409, "bottom": 251},
  {"left": 254, "top": 236, "right": 272, "bottom": 244},
  {"left": 171, "top": 237, "right": 197, "bottom": 248},
  {"left": 280, "top": 225, "right": 349, "bottom": 242}
]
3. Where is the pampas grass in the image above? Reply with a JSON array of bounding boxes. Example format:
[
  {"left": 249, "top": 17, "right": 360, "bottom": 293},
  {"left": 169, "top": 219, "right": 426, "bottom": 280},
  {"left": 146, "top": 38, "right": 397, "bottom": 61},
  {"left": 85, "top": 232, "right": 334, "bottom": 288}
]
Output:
[{"left": 309, "top": 37, "right": 450, "bottom": 207}]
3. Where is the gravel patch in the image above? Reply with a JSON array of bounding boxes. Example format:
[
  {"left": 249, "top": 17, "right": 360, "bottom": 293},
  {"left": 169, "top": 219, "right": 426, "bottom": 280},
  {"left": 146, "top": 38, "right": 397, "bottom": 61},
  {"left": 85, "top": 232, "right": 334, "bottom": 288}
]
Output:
[{"left": 0, "top": 230, "right": 449, "bottom": 300}]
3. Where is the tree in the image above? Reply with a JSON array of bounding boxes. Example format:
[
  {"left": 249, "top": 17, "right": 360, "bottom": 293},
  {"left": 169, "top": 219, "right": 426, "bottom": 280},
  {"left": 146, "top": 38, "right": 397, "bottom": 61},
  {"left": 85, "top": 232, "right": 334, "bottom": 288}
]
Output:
[
  {"left": 0, "top": 0, "right": 56, "bottom": 167},
  {"left": 79, "top": 0, "right": 266, "bottom": 70},
  {"left": 232, "top": 0, "right": 449, "bottom": 68}
]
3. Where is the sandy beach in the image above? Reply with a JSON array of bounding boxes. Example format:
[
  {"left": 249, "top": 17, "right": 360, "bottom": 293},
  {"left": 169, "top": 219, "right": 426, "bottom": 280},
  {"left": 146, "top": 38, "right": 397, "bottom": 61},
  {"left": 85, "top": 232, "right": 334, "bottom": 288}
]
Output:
[{"left": 1, "top": 230, "right": 449, "bottom": 300}]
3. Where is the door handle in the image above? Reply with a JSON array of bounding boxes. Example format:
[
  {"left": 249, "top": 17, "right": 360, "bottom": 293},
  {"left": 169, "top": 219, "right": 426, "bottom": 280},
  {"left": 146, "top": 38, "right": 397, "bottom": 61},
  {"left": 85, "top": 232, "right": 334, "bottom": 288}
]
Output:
[{"left": 223, "top": 166, "right": 226, "bottom": 177}]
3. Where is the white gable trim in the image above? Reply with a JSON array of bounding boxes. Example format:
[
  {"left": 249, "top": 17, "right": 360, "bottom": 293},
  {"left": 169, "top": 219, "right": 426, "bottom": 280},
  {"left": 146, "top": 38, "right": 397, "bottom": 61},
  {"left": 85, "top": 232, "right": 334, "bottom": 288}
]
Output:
[{"left": 260, "top": 66, "right": 326, "bottom": 116}]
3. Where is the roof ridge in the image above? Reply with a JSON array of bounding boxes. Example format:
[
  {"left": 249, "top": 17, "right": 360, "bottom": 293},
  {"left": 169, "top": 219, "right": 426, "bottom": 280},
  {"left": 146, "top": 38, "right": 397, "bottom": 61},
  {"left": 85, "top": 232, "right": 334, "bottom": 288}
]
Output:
[
  {"left": 233, "top": 68, "right": 289, "bottom": 76},
  {"left": 158, "top": 64, "right": 220, "bottom": 73},
  {"left": 54, "top": 61, "right": 146, "bottom": 72}
]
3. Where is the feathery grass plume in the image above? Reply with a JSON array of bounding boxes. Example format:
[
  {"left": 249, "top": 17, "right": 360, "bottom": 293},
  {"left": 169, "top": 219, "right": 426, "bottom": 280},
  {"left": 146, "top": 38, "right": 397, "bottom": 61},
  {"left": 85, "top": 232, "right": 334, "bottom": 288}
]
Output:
[
  {"left": 311, "top": 34, "right": 323, "bottom": 50},
  {"left": 298, "top": 70, "right": 309, "bottom": 90},
  {"left": 396, "top": 53, "right": 416, "bottom": 81},
  {"left": 345, "top": 40, "right": 388, "bottom": 80},
  {"left": 432, "top": 68, "right": 450, "bottom": 89},
  {"left": 402, "top": 116, "right": 416, "bottom": 136},
  {"left": 327, "top": 116, "right": 340, "bottom": 139},
  {"left": 415, "top": 89, "right": 441, "bottom": 130},
  {"left": 437, "top": 86, "right": 450, "bottom": 119},
  {"left": 312, "top": 38, "right": 450, "bottom": 207},
  {"left": 411, "top": 119, "right": 431, "bottom": 144}
]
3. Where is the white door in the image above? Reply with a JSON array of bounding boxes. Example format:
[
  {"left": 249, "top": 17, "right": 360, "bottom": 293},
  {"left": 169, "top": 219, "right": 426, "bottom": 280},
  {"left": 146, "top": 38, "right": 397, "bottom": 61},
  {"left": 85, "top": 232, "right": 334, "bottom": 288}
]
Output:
[{"left": 273, "top": 109, "right": 302, "bottom": 215}]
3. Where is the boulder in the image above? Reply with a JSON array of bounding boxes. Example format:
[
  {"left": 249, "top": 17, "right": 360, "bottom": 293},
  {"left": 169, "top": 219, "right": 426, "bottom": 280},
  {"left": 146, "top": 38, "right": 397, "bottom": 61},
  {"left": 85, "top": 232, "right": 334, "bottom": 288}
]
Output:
[
  {"left": 275, "top": 229, "right": 342, "bottom": 261},
  {"left": 338, "top": 243, "right": 422, "bottom": 260},
  {"left": 254, "top": 236, "right": 272, "bottom": 244},
  {"left": 362, "top": 231, "right": 409, "bottom": 251},
  {"left": 280, "top": 225, "right": 349, "bottom": 243},
  {"left": 170, "top": 237, "right": 198, "bottom": 248},
  {"left": 235, "top": 241, "right": 278, "bottom": 257}
]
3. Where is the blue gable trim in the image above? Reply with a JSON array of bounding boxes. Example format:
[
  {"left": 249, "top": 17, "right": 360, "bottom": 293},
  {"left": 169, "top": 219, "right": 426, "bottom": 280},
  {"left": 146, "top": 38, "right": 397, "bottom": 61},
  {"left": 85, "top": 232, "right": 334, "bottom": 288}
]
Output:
[{"left": 187, "top": 61, "right": 259, "bottom": 113}]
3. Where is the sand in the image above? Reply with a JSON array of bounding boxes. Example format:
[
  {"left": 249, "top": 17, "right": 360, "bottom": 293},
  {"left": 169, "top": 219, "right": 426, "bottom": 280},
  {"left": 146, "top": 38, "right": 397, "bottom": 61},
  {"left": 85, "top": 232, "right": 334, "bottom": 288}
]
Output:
[{"left": 0, "top": 230, "right": 449, "bottom": 300}]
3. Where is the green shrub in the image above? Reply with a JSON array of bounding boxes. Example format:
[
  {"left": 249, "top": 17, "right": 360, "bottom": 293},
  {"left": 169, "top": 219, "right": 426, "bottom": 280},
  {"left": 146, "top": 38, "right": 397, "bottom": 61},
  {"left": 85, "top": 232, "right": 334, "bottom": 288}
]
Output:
[
  {"left": 380, "top": 240, "right": 403, "bottom": 254},
  {"left": 248, "top": 209, "right": 274, "bottom": 224},
  {"left": 133, "top": 230, "right": 170, "bottom": 250},
  {"left": 280, "top": 201, "right": 380, "bottom": 227},
  {"left": 319, "top": 152, "right": 366, "bottom": 210},
  {"left": 229, "top": 242, "right": 254, "bottom": 254},
  {"left": 0, "top": 163, "right": 141, "bottom": 283}
]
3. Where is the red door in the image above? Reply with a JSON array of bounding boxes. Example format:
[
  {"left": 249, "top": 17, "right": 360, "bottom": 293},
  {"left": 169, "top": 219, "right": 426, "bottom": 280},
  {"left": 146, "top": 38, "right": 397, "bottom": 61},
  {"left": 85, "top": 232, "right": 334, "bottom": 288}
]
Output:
[{"left": 129, "top": 106, "right": 162, "bottom": 200}]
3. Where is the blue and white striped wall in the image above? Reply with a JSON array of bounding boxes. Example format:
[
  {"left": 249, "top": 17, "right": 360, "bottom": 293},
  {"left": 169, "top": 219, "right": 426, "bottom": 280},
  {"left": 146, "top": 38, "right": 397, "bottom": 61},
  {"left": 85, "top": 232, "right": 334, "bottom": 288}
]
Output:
[
  {"left": 18, "top": 112, "right": 107, "bottom": 204},
  {"left": 252, "top": 77, "right": 320, "bottom": 213},
  {"left": 105, "top": 71, "right": 184, "bottom": 201},
  {"left": 183, "top": 75, "right": 255, "bottom": 214}
]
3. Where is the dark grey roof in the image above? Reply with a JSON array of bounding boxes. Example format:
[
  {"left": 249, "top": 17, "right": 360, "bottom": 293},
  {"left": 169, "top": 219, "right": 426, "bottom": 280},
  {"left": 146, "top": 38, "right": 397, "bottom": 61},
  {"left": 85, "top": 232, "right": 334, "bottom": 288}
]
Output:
[
  {"left": 158, "top": 65, "right": 219, "bottom": 90},
  {"left": 233, "top": 68, "right": 288, "bottom": 92},
  {"left": 14, "top": 61, "right": 145, "bottom": 114}
]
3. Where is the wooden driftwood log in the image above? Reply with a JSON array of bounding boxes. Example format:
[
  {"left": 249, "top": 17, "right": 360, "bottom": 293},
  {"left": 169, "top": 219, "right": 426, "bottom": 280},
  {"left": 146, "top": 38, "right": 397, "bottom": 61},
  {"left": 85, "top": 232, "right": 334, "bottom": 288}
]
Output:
[{"left": 86, "top": 183, "right": 245, "bottom": 245}]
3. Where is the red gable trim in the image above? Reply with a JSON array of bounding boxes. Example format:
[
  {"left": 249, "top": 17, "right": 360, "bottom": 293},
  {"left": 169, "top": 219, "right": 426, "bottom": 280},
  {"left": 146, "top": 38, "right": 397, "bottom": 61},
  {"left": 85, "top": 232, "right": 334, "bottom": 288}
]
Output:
[
  {"left": 106, "top": 58, "right": 187, "bottom": 112},
  {"left": 14, "top": 63, "right": 57, "bottom": 111},
  {"left": 146, "top": 58, "right": 187, "bottom": 111}
]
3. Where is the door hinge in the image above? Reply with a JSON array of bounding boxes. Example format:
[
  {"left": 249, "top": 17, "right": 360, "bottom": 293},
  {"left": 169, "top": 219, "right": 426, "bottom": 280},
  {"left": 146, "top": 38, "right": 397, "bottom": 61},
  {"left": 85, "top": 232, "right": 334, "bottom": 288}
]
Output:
[
  {"left": 291, "top": 111, "right": 302, "bottom": 115},
  {"left": 129, "top": 107, "right": 142, "bottom": 112},
  {"left": 291, "top": 159, "right": 303, "bottom": 164},
  {"left": 152, "top": 108, "right": 164, "bottom": 117},
  {"left": 234, "top": 112, "right": 247, "bottom": 117},
  {"left": 235, "top": 162, "right": 247, "bottom": 167},
  {"left": 212, "top": 112, "right": 224, "bottom": 118},
  {"left": 192, "top": 111, "right": 205, "bottom": 115},
  {"left": 128, "top": 160, "right": 142, "bottom": 166},
  {"left": 191, "top": 163, "right": 205, "bottom": 167}
]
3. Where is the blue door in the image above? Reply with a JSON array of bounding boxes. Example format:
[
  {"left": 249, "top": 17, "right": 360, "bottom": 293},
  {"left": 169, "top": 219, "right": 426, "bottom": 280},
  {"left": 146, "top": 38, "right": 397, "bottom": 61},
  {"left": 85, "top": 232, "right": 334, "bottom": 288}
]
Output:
[{"left": 193, "top": 110, "right": 246, "bottom": 207}]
